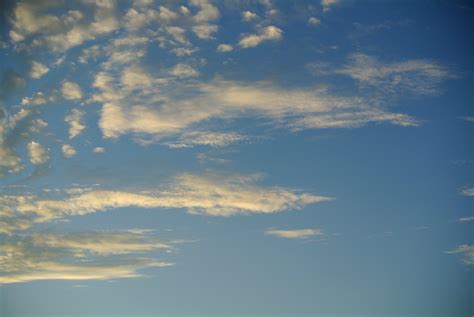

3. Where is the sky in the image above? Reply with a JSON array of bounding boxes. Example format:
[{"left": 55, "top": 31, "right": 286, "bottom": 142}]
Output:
[{"left": 0, "top": 0, "right": 473, "bottom": 316}]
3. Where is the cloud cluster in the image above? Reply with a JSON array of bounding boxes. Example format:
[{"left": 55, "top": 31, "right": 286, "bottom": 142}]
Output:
[{"left": 9, "top": 0, "right": 119, "bottom": 52}]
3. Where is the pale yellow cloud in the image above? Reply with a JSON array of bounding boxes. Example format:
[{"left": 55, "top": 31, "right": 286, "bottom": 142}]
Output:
[
  {"left": 61, "top": 81, "right": 83, "bottom": 100},
  {"left": 0, "top": 173, "right": 330, "bottom": 233},
  {"left": 265, "top": 228, "right": 323, "bottom": 239},
  {"left": 0, "top": 231, "right": 175, "bottom": 284},
  {"left": 29, "top": 61, "right": 49, "bottom": 79},
  {"left": 27, "top": 141, "right": 49, "bottom": 165},
  {"left": 61, "top": 144, "right": 76, "bottom": 157},
  {"left": 64, "top": 108, "right": 85, "bottom": 139},
  {"left": 239, "top": 26, "right": 283, "bottom": 48}
]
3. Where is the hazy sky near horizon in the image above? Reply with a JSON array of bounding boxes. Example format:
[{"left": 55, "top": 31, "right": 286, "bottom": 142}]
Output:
[{"left": 0, "top": 0, "right": 473, "bottom": 316}]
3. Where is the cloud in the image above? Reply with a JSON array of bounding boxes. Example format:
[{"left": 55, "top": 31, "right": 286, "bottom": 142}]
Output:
[
  {"left": 9, "top": 1, "right": 118, "bottom": 52},
  {"left": 238, "top": 26, "right": 283, "bottom": 48},
  {"left": 64, "top": 108, "right": 86, "bottom": 139},
  {"left": 93, "top": 147, "right": 106, "bottom": 153},
  {"left": 27, "top": 141, "right": 49, "bottom": 165},
  {"left": 0, "top": 108, "right": 30, "bottom": 175},
  {"left": 95, "top": 76, "right": 418, "bottom": 142},
  {"left": 321, "top": 0, "right": 340, "bottom": 13},
  {"left": 461, "top": 188, "right": 474, "bottom": 196},
  {"left": 169, "top": 63, "right": 200, "bottom": 78},
  {"left": 308, "top": 17, "right": 321, "bottom": 26},
  {"left": 0, "top": 230, "right": 175, "bottom": 284},
  {"left": 29, "top": 61, "right": 49, "bottom": 79},
  {"left": 334, "top": 53, "right": 450, "bottom": 95},
  {"left": 459, "top": 216, "right": 474, "bottom": 222},
  {"left": 192, "top": 24, "right": 218, "bottom": 39},
  {"left": 446, "top": 245, "right": 474, "bottom": 265},
  {"left": 61, "top": 81, "right": 83, "bottom": 100},
  {"left": 242, "top": 11, "right": 258, "bottom": 22},
  {"left": 165, "top": 131, "right": 247, "bottom": 148},
  {"left": 191, "top": 0, "right": 220, "bottom": 23},
  {"left": 62, "top": 144, "right": 77, "bottom": 157},
  {"left": 265, "top": 228, "right": 323, "bottom": 239},
  {"left": 217, "top": 44, "right": 233, "bottom": 52},
  {"left": 0, "top": 173, "right": 330, "bottom": 233}
]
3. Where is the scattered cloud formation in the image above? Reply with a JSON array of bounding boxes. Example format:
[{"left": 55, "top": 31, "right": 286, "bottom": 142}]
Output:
[
  {"left": 29, "top": 61, "right": 49, "bottom": 79},
  {"left": 238, "top": 26, "right": 283, "bottom": 48},
  {"left": 27, "top": 141, "right": 49, "bottom": 164},
  {"left": 62, "top": 81, "right": 83, "bottom": 100},
  {"left": 461, "top": 188, "right": 474, "bottom": 196},
  {"left": 65, "top": 108, "right": 86, "bottom": 139},
  {"left": 446, "top": 245, "right": 474, "bottom": 265},
  {"left": 265, "top": 228, "right": 323, "bottom": 239}
]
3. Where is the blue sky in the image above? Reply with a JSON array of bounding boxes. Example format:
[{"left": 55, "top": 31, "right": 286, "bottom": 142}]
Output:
[{"left": 0, "top": 0, "right": 473, "bottom": 316}]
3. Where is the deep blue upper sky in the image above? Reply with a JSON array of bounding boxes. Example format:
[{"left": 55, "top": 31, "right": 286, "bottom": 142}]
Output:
[{"left": 0, "top": 0, "right": 473, "bottom": 316}]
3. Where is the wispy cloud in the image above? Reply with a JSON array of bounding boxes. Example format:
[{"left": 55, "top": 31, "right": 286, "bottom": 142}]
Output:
[
  {"left": 265, "top": 228, "right": 323, "bottom": 239},
  {"left": 0, "top": 230, "right": 176, "bottom": 284},
  {"left": 446, "top": 244, "right": 474, "bottom": 265},
  {"left": 461, "top": 188, "right": 474, "bottom": 196},
  {"left": 459, "top": 216, "right": 474, "bottom": 222},
  {"left": 0, "top": 173, "right": 331, "bottom": 234}
]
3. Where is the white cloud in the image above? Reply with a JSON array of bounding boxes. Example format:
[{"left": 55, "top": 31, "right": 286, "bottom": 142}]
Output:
[
  {"left": 242, "top": 11, "right": 258, "bottom": 22},
  {"left": 27, "top": 141, "right": 49, "bottom": 165},
  {"left": 64, "top": 108, "right": 86, "bottom": 139},
  {"left": 459, "top": 216, "right": 474, "bottom": 222},
  {"left": 29, "top": 61, "right": 49, "bottom": 79},
  {"left": 61, "top": 81, "right": 83, "bottom": 100},
  {"left": 239, "top": 26, "right": 283, "bottom": 48},
  {"left": 93, "top": 147, "right": 106, "bottom": 153},
  {"left": 169, "top": 63, "right": 200, "bottom": 78},
  {"left": 265, "top": 228, "right": 323, "bottom": 239},
  {"left": 308, "top": 17, "right": 321, "bottom": 26},
  {"left": 446, "top": 245, "right": 474, "bottom": 265},
  {"left": 217, "top": 44, "right": 233, "bottom": 52},
  {"left": 62, "top": 144, "right": 77, "bottom": 157},
  {"left": 461, "top": 188, "right": 474, "bottom": 196}
]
